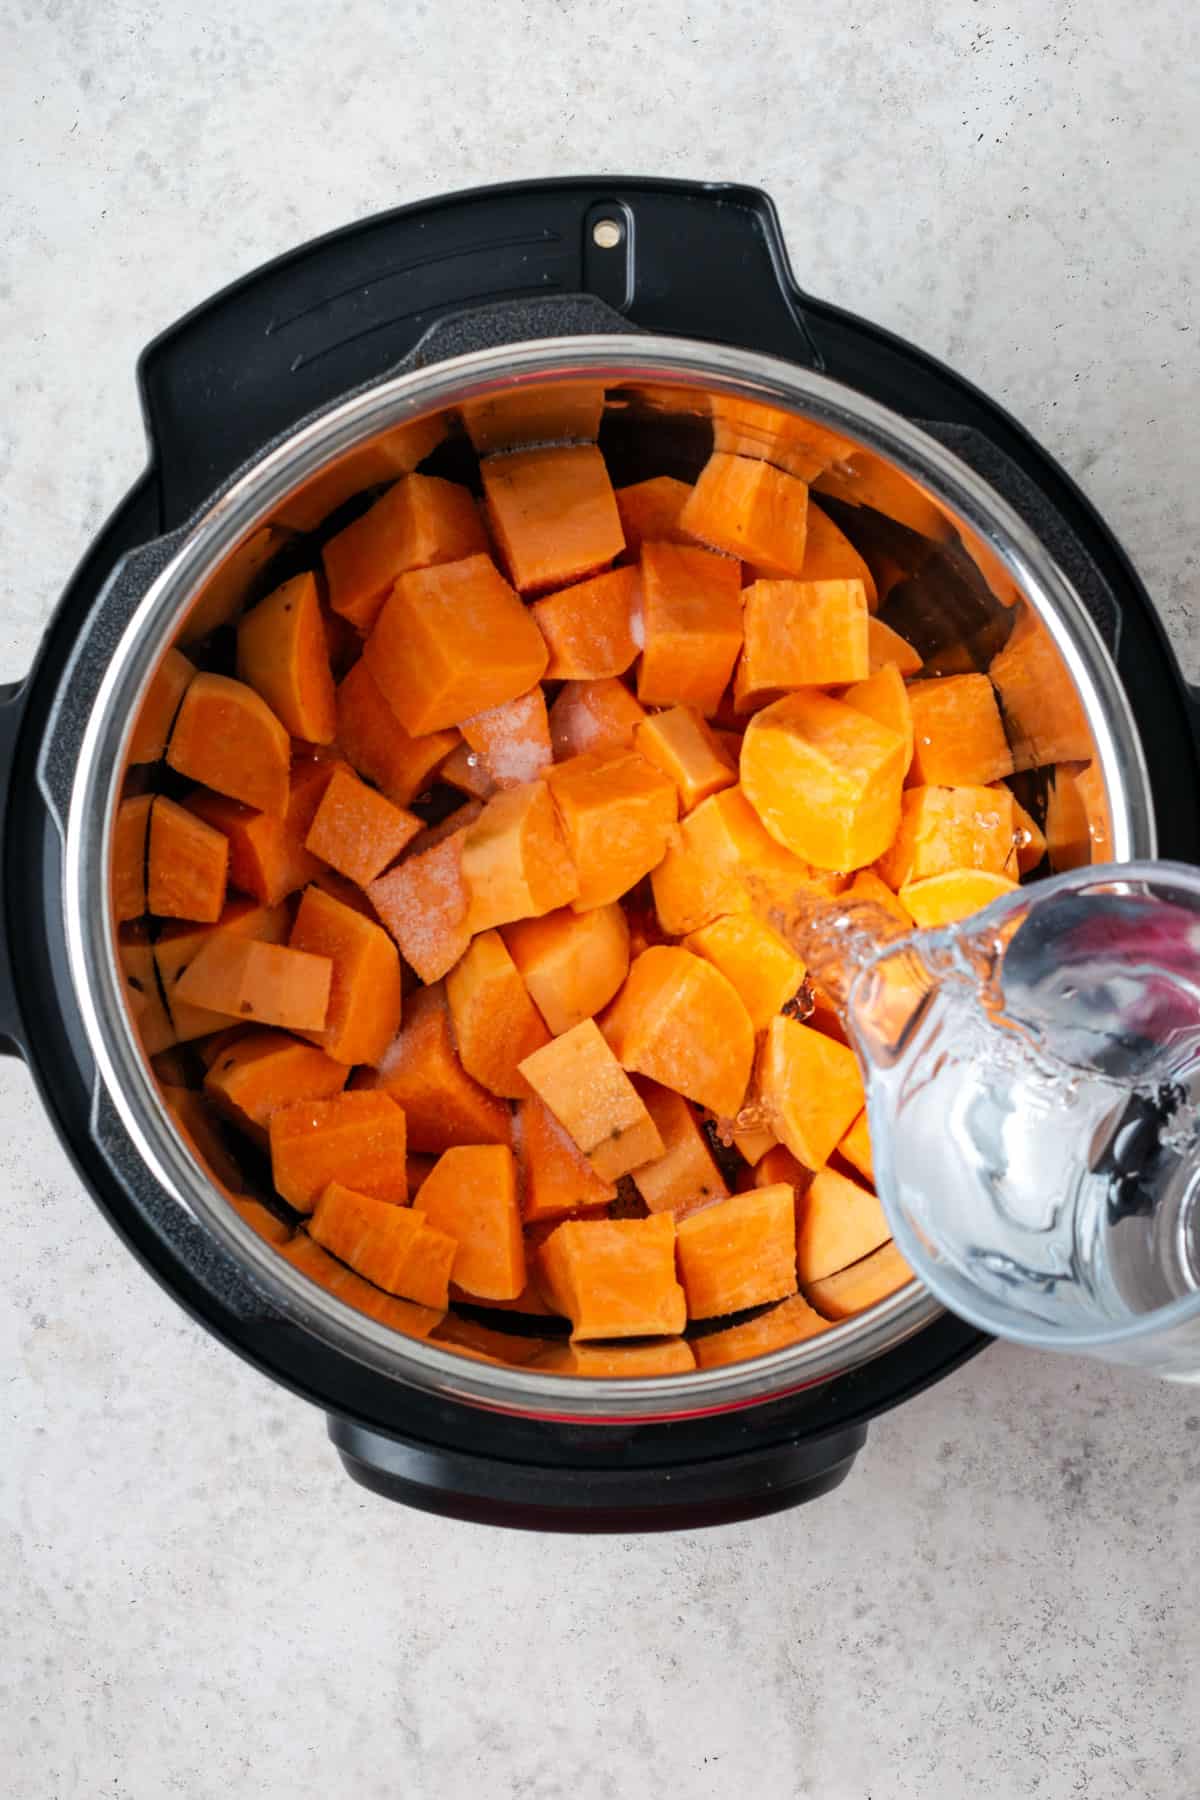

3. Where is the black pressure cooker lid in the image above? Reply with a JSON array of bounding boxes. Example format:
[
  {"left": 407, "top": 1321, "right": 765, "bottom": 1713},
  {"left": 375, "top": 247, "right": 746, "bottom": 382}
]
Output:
[{"left": 4, "top": 177, "right": 1198, "bottom": 1530}]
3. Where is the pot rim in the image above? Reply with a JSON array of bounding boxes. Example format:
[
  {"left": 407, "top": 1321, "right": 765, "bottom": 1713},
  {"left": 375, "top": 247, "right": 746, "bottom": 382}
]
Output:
[{"left": 63, "top": 333, "right": 1155, "bottom": 1421}]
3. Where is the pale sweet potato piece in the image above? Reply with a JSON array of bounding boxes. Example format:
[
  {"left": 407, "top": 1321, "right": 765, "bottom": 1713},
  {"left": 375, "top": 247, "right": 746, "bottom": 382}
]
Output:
[
  {"left": 545, "top": 749, "right": 676, "bottom": 912},
  {"left": 634, "top": 707, "right": 736, "bottom": 813},
  {"left": 482, "top": 444, "right": 624, "bottom": 593},
  {"left": 440, "top": 740, "right": 498, "bottom": 801},
  {"left": 757, "top": 1016, "right": 865, "bottom": 1171},
  {"left": 360, "top": 982, "right": 511, "bottom": 1154},
  {"left": 515, "top": 1093, "right": 616, "bottom": 1223},
  {"left": 502, "top": 901, "right": 630, "bottom": 1036},
  {"left": 175, "top": 935, "right": 331, "bottom": 1033},
  {"left": 154, "top": 899, "right": 290, "bottom": 1042},
  {"left": 907, "top": 674, "right": 1013, "bottom": 788},
  {"left": 128, "top": 649, "right": 195, "bottom": 764},
  {"left": 675, "top": 1184, "right": 797, "bottom": 1319},
  {"left": 530, "top": 566, "right": 640, "bottom": 681},
  {"left": 680, "top": 452, "right": 809, "bottom": 572},
  {"left": 236, "top": 571, "right": 337, "bottom": 744},
  {"left": 629, "top": 1082, "right": 729, "bottom": 1217},
  {"left": 270, "top": 1091, "right": 408, "bottom": 1213},
  {"left": 413, "top": 1144, "right": 525, "bottom": 1301},
  {"left": 290, "top": 884, "right": 402, "bottom": 1067},
  {"left": 601, "top": 946, "right": 754, "bottom": 1119},
  {"left": 637, "top": 541, "right": 744, "bottom": 715},
  {"left": 323, "top": 473, "right": 487, "bottom": 631},
  {"left": 460, "top": 687, "right": 553, "bottom": 789},
  {"left": 167, "top": 673, "right": 291, "bottom": 817},
  {"left": 368, "top": 826, "right": 473, "bottom": 985},
  {"left": 461, "top": 781, "right": 579, "bottom": 933},
  {"left": 517, "top": 1019, "right": 663, "bottom": 1183},
  {"left": 548, "top": 678, "right": 647, "bottom": 760},
  {"left": 334, "top": 658, "right": 458, "bottom": 805},
  {"left": 304, "top": 763, "right": 422, "bottom": 888},
  {"left": 536, "top": 1215, "right": 686, "bottom": 1339},
  {"left": 147, "top": 797, "right": 229, "bottom": 924},
  {"left": 445, "top": 930, "right": 551, "bottom": 1099},
  {"left": 310, "top": 1180, "right": 454, "bottom": 1308}
]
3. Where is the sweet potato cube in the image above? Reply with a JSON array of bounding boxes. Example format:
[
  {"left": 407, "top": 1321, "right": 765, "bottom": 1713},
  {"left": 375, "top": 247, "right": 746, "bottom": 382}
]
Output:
[
  {"left": 482, "top": 444, "right": 624, "bottom": 594},
  {"left": 838, "top": 1110, "right": 875, "bottom": 1185},
  {"left": 843, "top": 663, "right": 913, "bottom": 773},
  {"left": 988, "top": 607, "right": 1092, "bottom": 771},
  {"left": 175, "top": 935, "right": 331, "bottom": 1033},
  {"left": 204, "top": 1028, "right": 348, "bottom": 1143},
  {"left": 167, "top": 672, "right": 291, "bottom": 816},
  {"left": 878, "top": 784, "right": 1016, "bottom": 889},
  {"left": 323, "top": 473, "right": 487, "bottom": 631},
  {"left": 907, "top": 674, "right": 1013, "bottom": 787},
  {"left": 279, "top": 1231, "right": 445, "bottom": 1338},
  {"left": 236, "top": 571, "right": 337, "bottom": 744},
  {"left": 635, "top": 541, "right": 744, "bottom": 715},
  {"left": 517, "top": 1019, "right": 663, "bottom": 1183},
  {"left": 310, "top": 1181, "right": 454, "bottom": 1308},
  {"left": 445, "top": 930, "right": 551, "bottom": 1098},
  {"left": 741, "top": 690, "right": 907, "bottom": 871},
  {"left": 461, "top": 781, "right": 579, "bottom": 933},
  {"left": 814, "top": 450, "right": 954, "bottom": 542},
  {"left": 120, "top": 927, "right": 175, "bottom": 1055},
  {"left": 530, "top": 566, "right": 640, "bottom": 681},
  {"left": 128, "top": 648, "right": 195, "bottom": 763},
  {"left": 548, "top": 678, "right": 647, "bottom": 759},
  {"left": 601, "top": 946, "right": 754, "bottom": 1119},
  {"left": 290, "top": 884, "right": 402, "bottom": 1067},
  {"left": 683, "top": 913, "right": 804, "bottom": 1031},
  {"left": 845, "top": 868, "right": 913, "bottom": 927},
  {"left": 737, "top": 578, "right": 869, "bottom": 703},
  {"left": 516, "top": 1094, "right": 616, "bottom": 1222},
  {"left": 613, "top": 476, "right": 697, "bottom": 554},
  {"left": 368, "top": 825, "right": 472, "bottom": 985},
  {"left": 795, "top": 1166, "right": 890, "bottom": 1284},
  {"left": 1000, "top": 784, "right": 1047, "bottom": 875},
  {"left": 502, "top": 901, "right": 629, "bottom": 1036},
  {"left": 361, "top": 982, "right": 511, "bottom": 1153},
  {"left": 413, "top": 1144, "right": 525, "bottom": 1301},
  {"left": 752, "top": 1143, "right": 811, "bottom": 1190},
  {"left": 545, "top": 750, "right": 676, "bottom": 912},
  {"left": 692, "top": 1292, "right": 829, "bottom": 1368},
  {"left": 440, "top": 740, "right": 497, "bottom": 801},
  {"left": 1044, "top": 763, "right": 1090, "bottom": 871},
  {"left": 147, "top": 796, "right": 229, "bottom": 923},
  {"left": 532, "top": 1338, "right": 696, "bottom": 1376},
  {"left": 676, "top": 1184, "right": 797, "bottom": 1319},
  {"left": 868, "top": 616, "right": 922, "bottom": 677},
  {"left": 680, "top": 451, "right": 809, "bottom": 572},
  {"left": 274, "top": 412, "right": 446, "bottom": 534},
  {"left": 185, "top": 758, "right": 332, "bottom": 908},
  {"left": 758, "top": 1016, "right": 865, "bottom": 1171},
  {"left": 365, "top": 553, "right": 548, "bottom": 736},
  {"left": 634, "top": 707, "right": 736, "bottom": 813},
  {"left": 334, "top": 659, "right": 457, "bottom": 806},
  {"left": 304, "top": 763, "right": 422, "bottom": 888},
  {"left": 650, "top": 784, "right": 813, "bottom": 936},
  {"left": 798, "top": 502, "right": 878, "bottom": 607},
  {"left": 709, "top": 398, "right": 854, "bottom": 481},
  {"left": 154, "top": 898, "right": 290, "bottom": 1042},
  {"left": 804, "top": 1239, "right": 915, "bottom": 1320},
  {"left": 270, "top": 1091, "right": 407, "bottom": 1213},
  {"left": 113, "top": 794, "right": 153, "bottom": 922},
  {"left": 460, "top": 383, "right": 605, "bottom": 454},
  {"left": 460, "top": 687, "right": 552, "bottom": 789},
  {"left": 629, "top": 1082, "right": 729, "bottom": 1216},
  {"left": 898, "top": 868, "right": 1018, "bottom": 928},
  {"left": 536, "top": 1215, "right": 686, "bottom": 1339}
]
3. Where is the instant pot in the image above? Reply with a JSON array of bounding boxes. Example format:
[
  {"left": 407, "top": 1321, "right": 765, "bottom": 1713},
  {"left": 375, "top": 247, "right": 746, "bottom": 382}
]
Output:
[{"left": 6, "top": 178, "right": 1198, "bottom": 1530}]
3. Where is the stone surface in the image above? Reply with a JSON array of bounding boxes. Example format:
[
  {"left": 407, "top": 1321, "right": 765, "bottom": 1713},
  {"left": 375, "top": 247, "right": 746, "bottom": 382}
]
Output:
[{"left": 2, "top": 6, "right": 1198, "bottom": 1798}]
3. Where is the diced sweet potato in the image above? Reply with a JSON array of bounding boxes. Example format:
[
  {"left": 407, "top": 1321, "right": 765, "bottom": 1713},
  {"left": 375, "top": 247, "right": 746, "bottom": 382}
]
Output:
[
  {"left": 1044, "top": 760, "right": 1106, "bottom": 871},
  {"left": 517, "top": 1018, "right": 663, "bottom": 1182},
  {"left": 798, "top": 501, "right": 878, "bottom": 606},
  {"left": 838, "top": 1110, "right": 875, "bottom": 1185},
  {"left": 683, "top": 913, "right": 804, "bottom": 1031},
  {"left": 147, "top": 797, "right": 229, "bottom": 924},
  {"left": 445, "top": 930, "right": 551, "bottom": 1098},
  {"left": 548, "top": 677, "right": 647, "bottom": 759},
  {"left": 482, "top": 444, "right": 624, "bottom": 593},
  {"left": 360, "top": 982, "right": 511, "bottom": 1153},
  {"left": 907, "top": 674, "right": 1013, "bottom": 788},
  {"left": 637, "top": 541, "right": 744, "bottom": 715},
  {"left": 675, "top": 1184, "right": 797, "bottom": 1319},
  {"left": 532, "top": 1339, "right": 696, "bottom": 1376},
  {"left": 128, "top": 649, "right": 195, "bottom": 763},
  {"left": 167, "top": 672, "right": 291, "bottom": 817},
  {"left": 898, "top": 868, "right": 1018, "bottom": 928},
  {"left": 601, "top": 945, "right": 755, "bottom": 1119},
  {"left": 536, "top": 1215, "right": 686, "bottom": 1339},
  {"left": 185, "top": 758, "right": 333, "bottom": 908},
  {"left": 680, "top": 452, "right": 809, "bottom": 572},
  {"left": 530, "top": 566, "right": 640, "bottom": 681},
  {"left": 113, "top": 794, "right": 153, "bottom": 922},
  {"left": 813, "top": 451, "right": 954, "bottom": 542},
  {"left": 629, "top": 1082, "right": 729, "bottom": 1216},
  {"left": 737, "top": 578, "right": 869, "bottom": 703},
  {"left": 278, "top": 1230, "right": 445, "bottom": 1338},
  {"left": 439, "top": 740, "right": 497, "bottom": 800},
  {"left": 461, "top": 781, "right": 579, "bottom": 933},
  {"left": 845, "top": 868, "right": 914, "bottom": 928},
  {"left": 795, "top": 1165, "right": 890, "bottom": 1283},
  {"left": 177, "top": 524, "right": 285, "bottom": 645},
  {"left": 516, "top": 1093, "right": 616, "bottom": 1222},
  {"left": 752, "top": 1143, "right": 811, "bottom": 1190},
  {"left": 708, "top": 399, "right": 854, "bottom": 481},
  {"left": 503, "top": 901, "right": 630, "bottom": 1037},
  {"left": 804, "top": 1239, "right": 915, "bottom": 1319},
  {"left": 120, "top": 927, "right": 175, "bottom": 1055},
  {"left": 634, "top": 707, "right": 736, "bottom": 813},
  {"left": 613, "top": 476, "right": 697, "bottom": 554},
  {"left": 175, "top": 935, "right": 331, "bottom": 1033},
  {"left": 323, "top": 473, "right": 488, "bottom": 631},
  {"left": 368, "top": 825, "right": 472, "bottom": 986},
  {"left": 692, "top": 1292, "right": 828, "bottom": 1367},
  {"left": 204, "top": 1029, "right": 348, "bottom": 1143},
  {"left": 757, "top": 1016, "right": 865, "bottom": 1170},
  {"left": 878, "top": 784, "right": 1016, "bottom": 889},
  {"left": 274, "top": 413, "right": 446, "bottom": 534},
  {"left": 304, "top": 762, "right": 422, "bottom": 888},
  {"left": 270, "top": 1091, "right": 408, "bottom": 1213},
  {"left": 843, "top": 663, "right": 913, "bottom": 773},
  {"left": 1000, "top": 784, "right": 1047, "bottom": 874},
  {"left": 334, "top": 658, "right": 457, "bottom": 805},
  {"left": 310, "top": 1180, "right": 454, "bottom": 1308},
  {"left": 989, "top": 607, "right": 1092, "bottom": 771},
  {"left": 290, "top": 884, "right": 402, "bottom": 1067},
  {"left": 545, "top": 749, "right": 676, "bottom": 912},
  {"left": 741, "top": 690, "right": 907, "bottom": 871},
  {"left": 236, "top": 571, "right": 337, "bottom": 744},
  {"left": 460, "top": 687, "right": 552, "bottom": 789},
  {"left": 461, "top": 383, "right": 605, "bottom": 454},
  {"left": 154, "top": 899, "right": 290, "bottom": 1042},
  {"left": 650, "top": 784, "right": 813, "bottom": 936},
  {"left": 731, "top": 1119, "right": 779, "bottom": 1166},
  {"left": 413, "top": 1144, "right": 525, "bottom": 1301},
  {"left": 868, "top": 616, "right": 922, "bottom": 677},
  {"left": 365, "top": 553, "right": 548, "bottom": 736}
]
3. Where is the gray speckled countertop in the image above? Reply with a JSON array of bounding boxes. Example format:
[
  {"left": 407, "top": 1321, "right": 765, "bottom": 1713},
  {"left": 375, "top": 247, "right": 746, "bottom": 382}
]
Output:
[{"left": 3, "top": 7, "right": 1199, "bottom": 1798}]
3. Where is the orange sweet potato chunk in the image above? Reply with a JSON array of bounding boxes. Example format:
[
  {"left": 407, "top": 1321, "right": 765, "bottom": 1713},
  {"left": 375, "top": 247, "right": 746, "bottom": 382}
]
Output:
[
  {"left": 601, "top": 946, "right": 754, "bottom": 1119},
  {"left": 634, "top": 707, "right": 736, "bottom": 814},
  {"left": 304, "top": 762, "right": 422, "bottom": 888},
  {"left": 878, "top": 784, "right": 1016, "bottom": 888},
  {"left": 650, "top": 784, "right": 813, "bottom": 936},
  {"left": 460, "top": 687, "right": 553, "bottom": 789},
  {"left": 907, "top": 674, "right": 1013, "bottom": 788},
  {"left": 532, "top": 1339, "right": 696, "bottom": 1376},
  {"left": 536, "top": 1215, "right": 686, "bottom": 1339},
  {"left": 814, "top": 450, "right": 954, "bottom": 542},
  {"left": 757, "top": 1016, "right": 865, "bottom": 1171},
  {"left": 279, "top": 1230, "right": 445, "bottom": 1338},
  {"left": 530, "top": 566, "right": 640, "bottom": 681},
  {"left": 680, "top": 451, "right": 809, "bottom": 572},
  {"left": 461, "top": 781, "right": 579, "bottom": 933},
  {"left": 290, "top": 884, "right": 402, "bottom": 1067},
  {"left": 676, "top": 1184, "right": 797, "bottom": 1319},
  {"left": 636, "top": 541, "right": 744, "bottom": 715},
  {"left": 460, "top": 383, "right": 605, "bottom": 454},
  {"left": 113, "top": 794, "right": 153, "bottom": 922},
  {"left": 503, "top": 901, "right": 630, "bottom": 1036},
  {"left": 545, "top": 749, "right": 676, "bottom": 912},
  {"left": 128, "top": 648, "right": 195, "bottom": 763},
  {"left": 204, "top": 1029, "right": 348, "bottom": 1142},
  {"left": 185, "top": 758, "right": 332, "bottom": 909},
  {"left": 737, "top": 578, "right": 869, "bottom": 703},
  {"left": 368, "top": 825, "right": 473, "bottom": 986},
  {"left": 310, "top": 1181, "right": 455, "bottom": 1308},
  {"left": 236, "top": 571, "right": 337, "bottom": 745},
  {"left": 334, "top": 658, "right": 457, "bottom": 805},
  {"left": 147, "top": 796, "right": 229, "bottom": 923},
  {"left": 868, "top": 616, "right": 923, "bottom": 677},
  {"left": 683, "top": 913, "right": 804, "bottom": 1031},
  {"left": 845, "top": 868, "right": 914, "bottom": 927},
  {"left": 751, "top": 1143, "right": 811, "bottom": 1190},
  {"left": 838, "top": 1110, "right": 875, "bottom": 1185},
  {"left": 175, "top": 935, "right": 331, "bottom": 1034},
  {"left": 843, "top": 663, "right": 914, "bottom": 773},
  {"left": 692, "top": 1292, "right": 829, "bottom": 1367},
  {"left": 798, "top": 502, "right": 878, "bottom": 607},
  {"left": 270, "top": 1090, "right": 407, "bottom": 1212},
  {"left": 518, "top": 1018, "right": 663, "bottom": 1183},
  {"left": 323, "top": 473, "right": 487, "bottom": 631},
  {"left": 482, "top": 444, "right": 624, "bottom": 593},
  {"left": 1000, "top": 784, "right": 1047, "bottom": 875},
  {"left": 629, "top": 1082, "right": 729, "bottom": 1216},
  {"left": 804, "top": 1239, "right": 915, "bottom": 1319},
  {"left": 361, "top": 982, "right": 511, "bottom": 1153},
  {"left": 741, "top": 690, "right": 907, "bottom": 871},
  {"left": 154, "top": 899, "right": 290, "bottom": 1042},
  {"left": 440, "top": 740, "right": 497, "bottom": 800},
  {"left": 120, "top": 927, "right": 176, "bottom": 1055},
  {"left": 989, "top": 607, "right": 1092, "bottom": 771},
  {"left": 548, "top": 678, "right": 647, "bottom": 760},
  {"left": 365, "top": 553, "right": 548, "bottom": 736},
  {"left": 167, "top": 673, "right": 291, "bottom": 817},
  {"left": 795, "top": 1165, "right": 890, "bottom": 1283},
  {"left": 516, "top": 1093, "right": 616, "bottom": 1222},
  {"left": 413, "top": 1144, "right": 525, "bottom": 1301},
  {"left": 445, "top": 930, "right": 551, "bottom": 1098},
  {"left": 898, "top": 868, "right": 1018, "bottom": 928},
  {"left": 613, "top": 476, "right": 697, "bottom": 554},
  {"left": 708, "top": 398, "right": 854, "bottom": 481}
]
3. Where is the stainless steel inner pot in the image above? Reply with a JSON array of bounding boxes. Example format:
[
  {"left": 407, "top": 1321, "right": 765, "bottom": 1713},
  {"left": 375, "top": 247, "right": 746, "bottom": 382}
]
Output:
[{"left": 64, "top": 334, "right": 1155, "bottom": 1421}]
